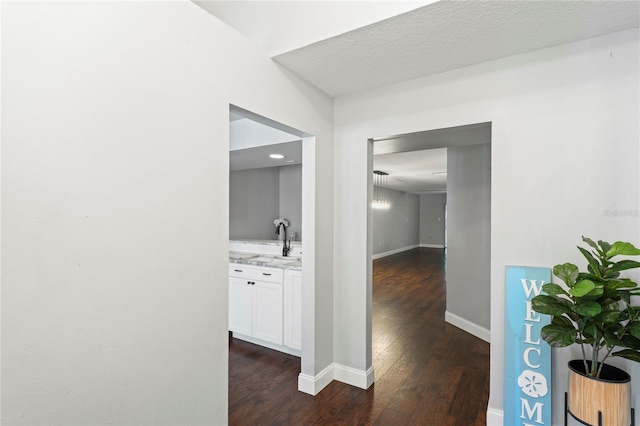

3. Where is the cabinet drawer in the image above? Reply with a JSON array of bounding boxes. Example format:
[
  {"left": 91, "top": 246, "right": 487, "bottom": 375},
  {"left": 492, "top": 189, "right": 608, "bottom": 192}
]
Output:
[{"left": 229, "top": 264, "right": 283, "bottom": 283}]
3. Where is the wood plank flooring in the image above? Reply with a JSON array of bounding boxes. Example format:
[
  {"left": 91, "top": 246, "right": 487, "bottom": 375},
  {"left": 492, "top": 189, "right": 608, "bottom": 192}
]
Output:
[{"left": 229, "top": 248, "right": 489, "bottom": 425}]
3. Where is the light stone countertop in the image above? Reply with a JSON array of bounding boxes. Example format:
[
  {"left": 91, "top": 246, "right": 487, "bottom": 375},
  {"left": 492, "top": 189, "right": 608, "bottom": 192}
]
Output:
[
  {"left": 229, "top": 251, "right": 302, "bottom": 271},
  {"left": 230, "top": 239, "right": 301, "bottom": 247}
]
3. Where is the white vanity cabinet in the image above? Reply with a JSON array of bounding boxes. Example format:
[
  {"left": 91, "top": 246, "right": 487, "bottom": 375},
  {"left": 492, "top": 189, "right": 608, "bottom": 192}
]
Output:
[
  {"left": 228, "top": 264, "right": 283, "bottom": 346},
  {"left": 283, "top": 269, "right": 302, "bottom": 350}
]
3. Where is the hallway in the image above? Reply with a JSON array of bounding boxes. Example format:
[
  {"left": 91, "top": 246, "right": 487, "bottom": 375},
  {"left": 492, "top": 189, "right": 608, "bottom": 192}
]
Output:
[{"left": 229, "top": 248, "right": 490, "bottom": 425}]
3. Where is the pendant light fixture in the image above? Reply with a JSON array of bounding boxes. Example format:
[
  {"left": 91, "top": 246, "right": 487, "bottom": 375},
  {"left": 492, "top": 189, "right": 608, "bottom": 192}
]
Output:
[{"left": 372, "top": 170, "right": 391, "bottom": 209}]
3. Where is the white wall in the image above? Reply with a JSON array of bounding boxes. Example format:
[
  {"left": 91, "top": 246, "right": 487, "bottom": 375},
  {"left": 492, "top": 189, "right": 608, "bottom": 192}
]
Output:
[
  {"left": 419, "top": 193, "right": 446, "bottom": 247},
  {"left": 446, "top": 144, "right": 491, "bottom": 331},
  {"left": 372, "top": 188, "right": 420, "bottom": 257},
  {"left": 334, "top": 29, "right": 639, "bottom": 423},
  {"left": 2, "top": 1, "right": 334, "bottom": 424}
]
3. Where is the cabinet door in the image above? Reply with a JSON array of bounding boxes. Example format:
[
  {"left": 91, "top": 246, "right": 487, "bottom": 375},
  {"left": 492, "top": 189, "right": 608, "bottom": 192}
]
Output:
[
  {"left": 284, "top": 270, "right": 303, "bottom": 350},
  {"left": 253, "top": 280, "right": 283, "bottom": 345},
  {"left": 229, "top": 277, "right": 253, "bottom": 336}
]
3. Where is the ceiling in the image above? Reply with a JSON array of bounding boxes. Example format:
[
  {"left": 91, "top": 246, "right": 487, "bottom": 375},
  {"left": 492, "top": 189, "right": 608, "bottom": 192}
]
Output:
[
  {"left": 230, "top": 140, "right": 302, "bottom": 171},
  {"left": 193, "top": 1, "right": 433, "bottom": 57},
  {"left": 197, "top": 0, "right": 639, "bottom": 97},
  {"left": 374, "top": 148, "right": 447, "bottom": 194},
  {"left": 373, "top": 122, "right": 491, "bottom": 194},
  {"left": 216, "top": 1, "right": 636, "bottom": 192}
]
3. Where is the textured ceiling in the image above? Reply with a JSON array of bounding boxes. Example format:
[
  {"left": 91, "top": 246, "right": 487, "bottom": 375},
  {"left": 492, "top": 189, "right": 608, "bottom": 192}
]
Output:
[
  {"left": 273, "top": 0, "right": 640, "bottom": 96},
  {"left": 193, "top": 1, "right": 432, "bottom": 56}
]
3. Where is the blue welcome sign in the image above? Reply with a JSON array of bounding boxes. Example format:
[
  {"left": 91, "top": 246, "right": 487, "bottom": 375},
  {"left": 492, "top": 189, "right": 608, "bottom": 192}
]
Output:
[{"left": 504, "top": 266, "right": 552, "bottom": 425}]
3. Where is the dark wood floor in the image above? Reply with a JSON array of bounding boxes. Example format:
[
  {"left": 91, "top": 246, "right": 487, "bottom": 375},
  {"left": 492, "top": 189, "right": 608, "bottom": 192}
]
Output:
[{"left": 229, "top": 248, "right": 490, "bottom": 425}]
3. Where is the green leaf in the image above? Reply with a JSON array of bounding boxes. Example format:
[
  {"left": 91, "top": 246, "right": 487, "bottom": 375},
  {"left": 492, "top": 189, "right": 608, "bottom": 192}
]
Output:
[
  {"left": 583, "top": 287, "right": 604, "bottom": 298},
  {"left": 629, "top": 322, "right": 640, "bottom": 340},
  {"left": 618, "top": 290, "right": 631, "bottom": 305},
  {"left": 581, "top": 322, "right": 597, "bottom": 340},
  {"left": 604, "top": 329, "right": 621, "bottom": 348},
  {"left": 607, "top": 279, "right": 638, "bottom": 289},
  {"left": 582, "top": 236, "right": 601, "bottom": 253},
  {"left": 608, "top": 260, "right": 640, "bottom": 275},
  {"left": 611, "top": 349, "right": 640, "bottom": 362},
  {"left": 554, "top": 263, "right": 579, "bottom": 288},
  {"left": 540, "top": 323, "right": 577, "bottom": 347},
  {"left": 607, "top": 241, "right": 640, "bottom": 258},
  {"left": 569, "top": 280, "right": 595, "bottom": 297},
  {"left": 598, "top": 240, "right": 612, "bottom": 255},
  {"left": 595, "top": 310, "right": 621, "bottom": 323},
  {"left": 577, "top": 272, "right": 604, "bottom": 282},
  {"left": 573, "top": 301, "right": 601, "bottom": 317},
  {"left": 619, "top": 334, "right": 640, "bottom": 350},
  {"left": 552, "top": 315, "right": 574, "bottom": 327},
  {"left": 532, "top": 295, "right": 573, "bottom": 316},
  {"left": 542, "top": 283, "right": 569, "bottom": 297},
  {"left": 578, "top": 247, "right": 602, "bottom": 278}
]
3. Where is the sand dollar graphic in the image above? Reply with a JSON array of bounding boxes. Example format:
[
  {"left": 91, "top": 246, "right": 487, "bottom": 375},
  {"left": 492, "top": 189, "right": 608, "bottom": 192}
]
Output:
[{"left": 517, "top": 370, "right": 548, "bottom": 398}]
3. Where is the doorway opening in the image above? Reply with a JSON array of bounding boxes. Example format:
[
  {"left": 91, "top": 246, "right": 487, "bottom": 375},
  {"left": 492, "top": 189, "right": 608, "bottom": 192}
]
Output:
[
  {"left": 227, "top": 104, "right": 316, "bottom": 394},
  {"left": 368, "top": 121, "right": 492, "bottom": 387}
]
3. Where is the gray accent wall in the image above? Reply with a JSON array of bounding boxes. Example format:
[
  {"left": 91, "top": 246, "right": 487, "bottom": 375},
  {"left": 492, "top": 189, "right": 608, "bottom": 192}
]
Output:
[
  {"left": 230, "top": 168, "right": 280, "bottom": 240},
  {"left": 279, "top": 164, "right": 303, "bottom": 240},
  {"left": 372, "top": 187, "right": 420, "bottom": 256},
  {"left": 419, "top": 193, "right": 446, "bottom": 247},
  {"left": 230, "top": 165, "right": 302, "bottom": 240},
  {"left": 446, "top": 143, "right": 491, "bottom": 330}
]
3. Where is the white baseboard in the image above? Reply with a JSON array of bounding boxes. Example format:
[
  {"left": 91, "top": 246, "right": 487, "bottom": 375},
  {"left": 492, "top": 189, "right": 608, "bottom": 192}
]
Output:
[
  {"left": 334, "top": 364, "right": 375, "bottom": 389},
  {"left": 486, "top": 406, "right": 504, "bottom": 425},
  {"left": 444, "top": 311, "right": 491, "bottom": 343},
  {"left": 298, "top": 363, "right": 334, "bottom": 396},
  {"left": 372, "top": 244, "right": 419, "bottom": 260},
  {"left": 419, "top": 243, "right": 445, "bottom": 248},
  {"left": 231, "top": 333, "right": 301, "bottom": 357},
  {"left": 298, "top": 363, "right": 375, "bottom": 395}
]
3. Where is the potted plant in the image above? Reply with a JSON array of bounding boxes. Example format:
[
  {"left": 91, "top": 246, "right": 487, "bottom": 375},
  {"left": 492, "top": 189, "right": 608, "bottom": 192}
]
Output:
[{"left": 531, "top": 237, "right": 640, "bottom": 426}]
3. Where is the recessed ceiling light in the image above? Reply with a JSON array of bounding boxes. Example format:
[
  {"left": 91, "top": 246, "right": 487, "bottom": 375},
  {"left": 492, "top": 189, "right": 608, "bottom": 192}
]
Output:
[
  {"left": 432, "top": 171, "right": 447, "bottom": 175},
  {"left": 286, "top": 160, "right": 295, "bottom": 163},
  {"left": 269, "top": 154, "right": 285, "bottom": 159}
]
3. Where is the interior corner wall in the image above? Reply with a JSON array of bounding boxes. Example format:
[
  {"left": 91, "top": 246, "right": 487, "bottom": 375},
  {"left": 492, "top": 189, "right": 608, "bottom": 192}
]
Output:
[
  {"left": 2, "top": 1, "right": 334, "bottom": 424},
  {"left": 372, "top": 188, "right": 419, "bottom": 256},
  {"left": 230, "top": 168, "right": 280, "bottom": 240},
  {"left": 419, "top": 193, "right": 446, "bottom": 247},
  {"left": 445, "top": 144, "right": 491, "bottom": 330},
  {"left": 333, "top": 29, "right": 639, "bottom": 424}
]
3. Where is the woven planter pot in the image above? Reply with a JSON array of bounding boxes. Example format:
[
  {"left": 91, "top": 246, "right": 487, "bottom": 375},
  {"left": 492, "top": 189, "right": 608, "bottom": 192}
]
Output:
[{"left": 567, "top": 360, "right": 631, "bottom": 426}]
